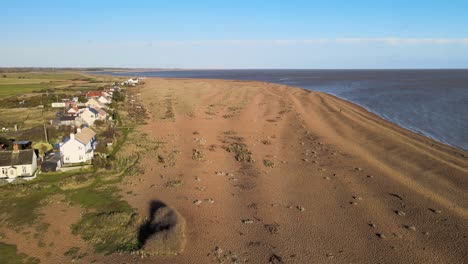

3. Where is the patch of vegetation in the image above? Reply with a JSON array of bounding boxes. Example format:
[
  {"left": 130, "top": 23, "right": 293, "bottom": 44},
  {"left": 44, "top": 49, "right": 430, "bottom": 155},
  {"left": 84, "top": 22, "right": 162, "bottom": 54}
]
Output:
[
  {"left": 223, "top": 130, "right": 237, "bottom": 135},
  {"left": 192, "top": 148, "right": 204, "bottom": 161},
  {"left": 0, "top": 242, "right": 40, "bottom": 264},
  {"left": 263, "top": 159, "right": 275, "bottom": 168},
  {"left": 165, "top": 179, "right": 184, "bottom": 188},
  {"left": 222, "top": 114, "right": 234, "bottom": 119},
  {"left": 72, "top": 212, "right": 139, "bottom": 254},
  {"left": 227, "top": 143, "right": 254, "bottom": 163}
]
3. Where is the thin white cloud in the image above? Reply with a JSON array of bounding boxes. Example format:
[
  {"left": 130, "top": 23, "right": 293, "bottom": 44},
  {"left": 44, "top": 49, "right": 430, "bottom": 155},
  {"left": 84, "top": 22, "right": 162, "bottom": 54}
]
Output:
[{"left": 144, "top": 38, "right": 468, "bottom": 46}]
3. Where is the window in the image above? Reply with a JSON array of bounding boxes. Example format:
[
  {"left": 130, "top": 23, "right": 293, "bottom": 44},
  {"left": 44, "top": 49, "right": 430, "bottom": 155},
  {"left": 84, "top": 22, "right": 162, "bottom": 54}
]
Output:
[
  {"left": 79, "top": 155, "right": 83, "bottom": 160},
  {"left": 1, "top": 168, "right": 7, "bottom": 175},
  {"left": 22, "top": 166, "right": 27, "bottom": 173}
]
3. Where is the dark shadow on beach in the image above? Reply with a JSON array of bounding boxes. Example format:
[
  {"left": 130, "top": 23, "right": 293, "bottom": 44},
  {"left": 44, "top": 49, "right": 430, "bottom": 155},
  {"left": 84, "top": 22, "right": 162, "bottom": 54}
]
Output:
[{"left": 137, "top": 200, "right": 178, "bottom": 249}]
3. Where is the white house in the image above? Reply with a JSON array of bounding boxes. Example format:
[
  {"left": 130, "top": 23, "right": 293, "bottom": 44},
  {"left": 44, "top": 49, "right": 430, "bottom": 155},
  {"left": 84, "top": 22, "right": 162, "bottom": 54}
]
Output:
[
  {"left": 0, "top": 145, "right": 37, "bottom": 180},
  {"left": 60, "top": 127, "right": 96, "bottom": 164},
  {"left": 68, "top": 106, "right": 80, "bottom": 116},
  {"left": 98, "top": 96, "right": 111, "bottom": 105},
  {"left": 80, "top": 108, "right": 99, "bottom": 126},
  {"left": 85, "top": 98, "right": 106, "bottom": 109}
]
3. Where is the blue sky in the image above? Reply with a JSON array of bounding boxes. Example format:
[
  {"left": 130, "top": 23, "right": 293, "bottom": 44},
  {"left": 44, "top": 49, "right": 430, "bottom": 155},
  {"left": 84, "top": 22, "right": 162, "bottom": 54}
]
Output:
[{"left": 2, "top": 0, "right": 468, "bottom": 68}]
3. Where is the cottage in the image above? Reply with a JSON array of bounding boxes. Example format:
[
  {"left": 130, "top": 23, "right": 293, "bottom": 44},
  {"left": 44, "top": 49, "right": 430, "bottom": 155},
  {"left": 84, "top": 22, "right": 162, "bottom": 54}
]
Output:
[
  {"left": 98, "top": 95, "right": 111, "bottom": 105},
  {"left": 68, "top": 106, "right": 80, "bottom": 116},
  {"left": 85, "top": 98, "right": 105, "bottom": 109},
  {"left": 81, "top": 108, "right": 99, "bottom": 125},
  {"left": 0, "top": 144, "right": 38, "bottom": 180},
  {"left": 51, "top": 116, "right": 84, "bottom": 127},
  {"left": 60, "top": 127, "right": 96, "bottom": 164},
  {"left": 86, "top": 91, "right": 104, "bottom": 98}
]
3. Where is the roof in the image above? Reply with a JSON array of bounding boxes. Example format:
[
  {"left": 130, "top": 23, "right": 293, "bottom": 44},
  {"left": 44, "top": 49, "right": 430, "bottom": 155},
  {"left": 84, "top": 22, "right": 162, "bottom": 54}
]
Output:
[
  {"left": 68, "top": 106, "right": 79, "bottom": 112},
  {"left": 86, "top": 91, "right": 103, "bottom": 98},
  {"left": 60, "top": 116, "right": 75, "bottom": 121},
  {"left": 74, "top": 127, "right": 96, "bottom": 145},
  {"left": 0, "top": 149, "right": 36, "bottom": 167},
  {"left": 88, "top": 107, "right": 99, "bottom": 115},
  {"left": 13, "top": 141, "right": 31, "bottom": 145}
]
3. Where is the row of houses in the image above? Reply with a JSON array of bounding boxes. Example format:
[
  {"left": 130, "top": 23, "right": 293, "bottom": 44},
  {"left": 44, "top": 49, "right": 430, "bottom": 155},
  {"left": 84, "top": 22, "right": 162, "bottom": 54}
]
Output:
[
  {"left": 1, "top": 85, "right": 126, "bottom": 181},
  {"left": 51, "top": 90, "right": 113, "bottom": 127},
  {"left": 0, "top": 126, "right": 99, "bottom": 181}
]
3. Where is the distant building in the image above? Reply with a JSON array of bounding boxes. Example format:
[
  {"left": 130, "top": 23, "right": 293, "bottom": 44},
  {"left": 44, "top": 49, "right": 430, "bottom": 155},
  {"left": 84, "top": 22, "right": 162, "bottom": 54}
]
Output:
[
  {"left": 98, "top": 95, "right": 111, "bottom": 105},
  {"left": 51, "top": 116, "right": 84, "bottom": 127},
  {"left": 59, "top": 127, "right": 96, "bottom": 164},
  {"left": 0, "top": 144, "right": 38, "bottom": 180},
  {"left": 86, "top": 91, "right": 104, "bottom": 98},
  {"left": 51, "top": 102, "right": 66, "bottom": 108},
  {"left": 68, "top": 106, "right": 80, "bottom": 116},
  {"left": 85, "top": 98, "right": 105, "bottom": 109}
]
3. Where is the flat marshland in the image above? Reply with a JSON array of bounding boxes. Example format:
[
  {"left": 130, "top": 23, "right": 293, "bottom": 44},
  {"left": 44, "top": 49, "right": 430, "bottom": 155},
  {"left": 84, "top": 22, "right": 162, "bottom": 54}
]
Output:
[{"left": 0, "top": 76, "right": 467, "bottom": 263}]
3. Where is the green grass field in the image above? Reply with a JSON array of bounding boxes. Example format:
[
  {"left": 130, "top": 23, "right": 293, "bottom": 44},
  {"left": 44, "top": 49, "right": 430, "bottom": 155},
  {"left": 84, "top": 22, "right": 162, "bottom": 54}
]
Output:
[{"left": 0, "top": 71, "right": 120, "bottom": 99}]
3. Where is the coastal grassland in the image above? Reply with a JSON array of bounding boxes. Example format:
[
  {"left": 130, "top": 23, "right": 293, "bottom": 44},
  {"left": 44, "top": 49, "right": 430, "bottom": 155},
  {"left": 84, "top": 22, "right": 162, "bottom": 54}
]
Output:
[
  {"left": 0, "top": 242, "right": 39, "bottom": 264},
  {"left": 0, "top": 108, "right": 56, "bottom": 130},
  {"left": 0, "top": 79, "right": 157, "bottom": 261},
  {"left": 0, "top": 127, "right": 150, "bottom": 256},
  {"left": 0, "top": 71, "right": 122, "bottom": 99}
]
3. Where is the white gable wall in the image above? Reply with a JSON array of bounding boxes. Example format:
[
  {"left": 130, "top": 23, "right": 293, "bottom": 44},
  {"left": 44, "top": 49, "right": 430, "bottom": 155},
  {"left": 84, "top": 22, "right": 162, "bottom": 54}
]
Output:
[{"left": 60, "top": 138, "right": 94, "bottom": 164}]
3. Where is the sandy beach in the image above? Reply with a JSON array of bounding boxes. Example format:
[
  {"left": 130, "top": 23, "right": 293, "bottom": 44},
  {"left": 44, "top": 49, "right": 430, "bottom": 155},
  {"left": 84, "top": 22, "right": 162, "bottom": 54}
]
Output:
[{"left": 97, "top": 78, "right": 467, "bottom": 263}]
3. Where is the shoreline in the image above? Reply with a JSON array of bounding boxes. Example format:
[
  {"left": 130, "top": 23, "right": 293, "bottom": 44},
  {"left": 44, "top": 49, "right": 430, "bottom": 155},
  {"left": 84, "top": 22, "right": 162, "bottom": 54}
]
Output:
[
  {"left": 106, "top": 77, "right": 467, "bottom": 263},
  {"left": 90, "top": 71, "right": 468, "bottom": 152}
]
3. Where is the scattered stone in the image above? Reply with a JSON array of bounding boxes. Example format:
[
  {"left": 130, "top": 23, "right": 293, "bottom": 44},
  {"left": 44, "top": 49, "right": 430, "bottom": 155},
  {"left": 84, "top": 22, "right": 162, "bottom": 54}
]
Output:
[
  {"left": 296, "top": 206, "right": 305, "bottom": 212},
  {"left": 389, "top": 193, "right": 403, "bottom": 201},
  {"left": 366, "top": 175, "right": 374, "bottom": 178},
  {"left": 355, "top": 167, "right": 363, "bottom": 171},
  {"left": 422, "top": 231, "right": 430, "bottom": 236},
  {"left": 326, "top": 253, "right": 334, "bottom": 259},
  {"left": 395, "top": 210, "right": 406, "bottom": 216},
  {"left": 264, "top": 223, "right": 280, "bottom": 234},
  {"left": 376, "top": 233, "right": 386, "bottom": 239},
  {"left": 368, "top": 222, "right": 376, "bottom": 228},
  {"left": 194, "top": 177, "right": 201, "bottom": 181},
  {"left": 323, "top": 177, "right": 331, "bottom": 180},
  {"left": 404, "top": 225, "right": 416, "bottom": 231},
  {"left": 302, "top": 158, "right": 309, "bottom": 162},
  {"left": 269, "top": 253, "right": 283, "bottom": 264},
  {"left": 195, "top": 186, "right": 207, "bottom": 191},
  {"left": 205, "top": 198, "right": 215, "bottom": 204},
  {"left": 429, "top": 208, "right": 442, "bottom": 214},
  {"left": 350, "top": 201, "right": 358, "bottom": 205},
  {"left": 242, "top": 219, "right": 254, "bottom": 224},
  {"left": 353, "top": 196, "right": 363, "bottom": 200},
  {"left": 300, "top": 142, "right": 305, "bottom": 146},
  {"left": 271, "top": 203, "right": 280, "bottom": 207},
  {"left": 193, "top": 200, "right": 202, "bottom": 205}
]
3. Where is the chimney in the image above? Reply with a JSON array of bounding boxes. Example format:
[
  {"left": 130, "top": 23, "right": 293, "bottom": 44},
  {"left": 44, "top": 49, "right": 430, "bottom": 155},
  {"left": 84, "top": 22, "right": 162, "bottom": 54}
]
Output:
[
  {"left": 70, "top": 133, "right": 75, "bottom": 140},
  {"left": 77, "top": 128, "right": 82, "bottom": 133},
  {"left": 13, "top": 143, "right": 19, "bottom": 153}
]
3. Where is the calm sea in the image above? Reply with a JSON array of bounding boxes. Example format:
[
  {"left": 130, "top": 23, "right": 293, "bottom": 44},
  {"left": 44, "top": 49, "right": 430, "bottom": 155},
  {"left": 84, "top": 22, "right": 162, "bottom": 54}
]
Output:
[{"left": 94, "top": 70, "right": 468, "bottom": 151}]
